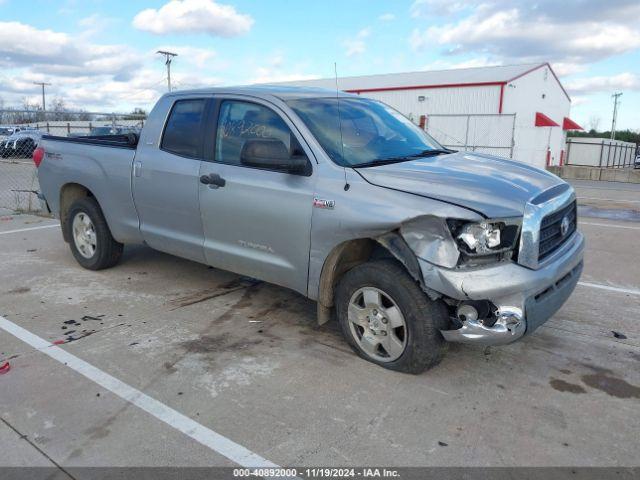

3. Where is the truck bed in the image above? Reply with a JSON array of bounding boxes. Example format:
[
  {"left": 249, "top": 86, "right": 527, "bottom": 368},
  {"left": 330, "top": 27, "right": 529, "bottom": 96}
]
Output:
[{"left": 38, "top": 132, "right": 143, "bottom": 245}]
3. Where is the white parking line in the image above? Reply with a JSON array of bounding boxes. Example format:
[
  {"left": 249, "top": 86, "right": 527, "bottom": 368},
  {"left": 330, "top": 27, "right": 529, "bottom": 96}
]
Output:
[
  {"left": 0, "top": 224, "right": 60, "bottom": 235},
  {"left": 0, "top": 315, "right": 282, "bottom": 470},
  {"left": 578, "top": 282, "right": 640, "bottom": 296},
  {"left": 580, "top": 221, "right": 640, "bottom": 230},
  {"left": 578, "top": 196, "right": 640, "bottom": 204}
]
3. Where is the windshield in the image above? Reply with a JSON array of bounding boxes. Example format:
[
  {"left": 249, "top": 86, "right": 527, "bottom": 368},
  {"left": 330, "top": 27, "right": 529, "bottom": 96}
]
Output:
[{"left": 287, "top": 97, "right": 444, "bottom": 167}]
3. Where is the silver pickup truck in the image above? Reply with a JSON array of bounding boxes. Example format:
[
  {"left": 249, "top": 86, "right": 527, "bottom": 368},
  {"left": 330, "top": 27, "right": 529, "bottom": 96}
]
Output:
[{"left": 36, "top": 86, "right": 584, "bottom": 373}]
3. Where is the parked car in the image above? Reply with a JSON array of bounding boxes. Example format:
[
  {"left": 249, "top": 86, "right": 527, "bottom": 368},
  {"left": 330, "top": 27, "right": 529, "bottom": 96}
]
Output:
[
  {"left": 0, "top": 126, "right": 33, "bottom": 139},
  {"left": 635, "top": 151, "right": 640, "bottom": 169},
  {"left": 0, "top": 126, "right": 14, "bottom": 139},
  {"left": 35, "top": 87, "right": 584, "bottom": 373},
  {"left": 0, "top": 130, "right": 42, "bottom": 158}
]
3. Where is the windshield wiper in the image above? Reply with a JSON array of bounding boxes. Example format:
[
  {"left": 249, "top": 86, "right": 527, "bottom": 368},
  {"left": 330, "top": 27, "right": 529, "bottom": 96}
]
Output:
[
  {"left": 354, "top": 148, "right": 456, "bottom": 168},
  {"left": 408, "top": 148, "right": 457, "bottom": 158}
]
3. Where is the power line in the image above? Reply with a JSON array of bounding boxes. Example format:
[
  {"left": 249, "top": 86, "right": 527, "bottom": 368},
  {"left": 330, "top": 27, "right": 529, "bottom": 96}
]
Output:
[
  {"left": 610, "top": 92, "right": 622, "bottom": 140},
  {"left": 156, "top": 51, "right": 178, "bottom": 92},
  {"left": 32, "top": 81, "right": 51, "bottom": 111}
]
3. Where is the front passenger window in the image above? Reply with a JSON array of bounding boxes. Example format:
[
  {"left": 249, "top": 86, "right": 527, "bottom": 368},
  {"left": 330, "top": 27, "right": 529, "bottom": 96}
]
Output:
[{"left": 215, "top": 101, "right": 298, "bottom": 167}]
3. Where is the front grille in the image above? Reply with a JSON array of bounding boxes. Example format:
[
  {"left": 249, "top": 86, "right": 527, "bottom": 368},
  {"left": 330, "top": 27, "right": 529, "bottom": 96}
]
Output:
[{"left": 538, "top": 201, "right": 577, "bottom": 261}]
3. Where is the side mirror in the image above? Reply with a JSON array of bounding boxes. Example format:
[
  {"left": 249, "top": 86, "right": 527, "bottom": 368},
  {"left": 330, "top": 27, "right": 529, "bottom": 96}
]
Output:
[{"left": 240, "top": 139, "right": 308, "bottom": 175}]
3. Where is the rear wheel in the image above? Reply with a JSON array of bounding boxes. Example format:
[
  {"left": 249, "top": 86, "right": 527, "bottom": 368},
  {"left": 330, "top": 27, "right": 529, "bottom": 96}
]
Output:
[
  {"left": 66, "top": 197, "right": 123, "bottom": 270},
  {"left": 335, "top": 259, "right": 448, "bottom": 374}
]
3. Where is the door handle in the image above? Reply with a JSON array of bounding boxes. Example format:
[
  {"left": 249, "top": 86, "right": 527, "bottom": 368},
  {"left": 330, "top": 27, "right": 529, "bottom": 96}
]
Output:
[
  {"left": 133, "top": 161, "right": 142, "bottom": 177},
  {"left": 200, "top": 173, "right": 226, "bottom": 188}
]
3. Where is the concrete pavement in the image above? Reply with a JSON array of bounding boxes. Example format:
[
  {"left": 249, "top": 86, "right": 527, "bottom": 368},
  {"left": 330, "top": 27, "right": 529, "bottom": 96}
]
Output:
[{"left": 0, "top": 181, "right": 638, "bottom": 469}]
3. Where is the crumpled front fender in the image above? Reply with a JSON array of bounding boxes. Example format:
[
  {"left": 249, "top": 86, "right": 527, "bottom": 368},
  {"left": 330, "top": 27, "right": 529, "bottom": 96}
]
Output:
[{"left": 398, "top": 215, "right": 461, "bottom": 268}]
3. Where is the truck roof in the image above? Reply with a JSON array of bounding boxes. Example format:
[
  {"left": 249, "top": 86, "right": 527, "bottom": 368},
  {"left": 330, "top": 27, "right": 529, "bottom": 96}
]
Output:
[{"left": 162, "top": 85, "right": 356, "bottom": 101}]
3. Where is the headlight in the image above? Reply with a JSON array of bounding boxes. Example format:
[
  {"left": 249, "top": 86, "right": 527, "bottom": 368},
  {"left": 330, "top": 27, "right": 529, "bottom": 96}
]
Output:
[{"left": 448, "top": 219, "right": 520, "bottom": 257}]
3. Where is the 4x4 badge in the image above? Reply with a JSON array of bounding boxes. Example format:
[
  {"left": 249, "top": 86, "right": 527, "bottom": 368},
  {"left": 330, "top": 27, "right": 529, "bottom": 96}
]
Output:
[{"left": 313, "top": 198, "right": 335, "bottom": 209}]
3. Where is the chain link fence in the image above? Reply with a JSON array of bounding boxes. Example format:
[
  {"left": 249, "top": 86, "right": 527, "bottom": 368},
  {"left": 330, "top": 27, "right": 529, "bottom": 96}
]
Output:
[
  {"left": 421, "top": 113, "right": 516, "bottom": 158},
  {"left": 565, "top": 138, "right": 638, "bottom": 168},
  {"left": 0, "top": 110, "right": 145, "bottom": 215}
]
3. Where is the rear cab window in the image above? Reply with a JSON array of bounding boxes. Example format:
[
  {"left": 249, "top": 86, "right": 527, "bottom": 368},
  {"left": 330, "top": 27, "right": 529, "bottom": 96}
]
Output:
[{"left": 161, "top": 99, "right": 207, "bottom": 158}]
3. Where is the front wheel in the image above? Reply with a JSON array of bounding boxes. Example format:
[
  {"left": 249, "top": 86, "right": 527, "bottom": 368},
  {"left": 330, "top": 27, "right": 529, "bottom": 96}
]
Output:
[
  {"left": 335, "top": 260, "right": 448, "bottom": 374},
  {"left": 66, "top": 197, "right": 123, "bottom": 270}
]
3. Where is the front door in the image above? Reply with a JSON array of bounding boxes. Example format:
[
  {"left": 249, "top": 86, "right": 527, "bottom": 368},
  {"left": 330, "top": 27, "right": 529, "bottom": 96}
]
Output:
[
  {"left": 133, "top": 97, "right": 208, "bottom": 263},
  {"left": 199, "top": 98, "right": 316, "bottom": 293}
]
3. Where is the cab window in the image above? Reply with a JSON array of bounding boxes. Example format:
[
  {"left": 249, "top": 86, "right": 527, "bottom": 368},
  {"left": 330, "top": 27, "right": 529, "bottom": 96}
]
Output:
[
  {"left": 215, "top": 101, "right": 296, "bottom": 167},
  {"left": 161, "top": 99, "right": 206, "bottom": 158}
]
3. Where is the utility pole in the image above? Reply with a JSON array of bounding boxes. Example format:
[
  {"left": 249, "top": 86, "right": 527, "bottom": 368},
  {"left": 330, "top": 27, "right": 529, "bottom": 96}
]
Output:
[
  {"left": 156, "top": 51, "right": 178, "bottom": 92},
  {"left": 610, "top": 92, "right": 622, "bottom": 140},
  {"left": 32, "top": 81, "right": 51, "bottom": 111}
]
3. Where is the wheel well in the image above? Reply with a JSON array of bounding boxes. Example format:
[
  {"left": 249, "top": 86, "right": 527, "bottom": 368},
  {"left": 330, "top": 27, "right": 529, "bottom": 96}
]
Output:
[
  {"left": 316, "top": 234, "right": 420, "bottom": 325},
  {"left": 59, "top": 183, "right": 95, "bottom": 242}
]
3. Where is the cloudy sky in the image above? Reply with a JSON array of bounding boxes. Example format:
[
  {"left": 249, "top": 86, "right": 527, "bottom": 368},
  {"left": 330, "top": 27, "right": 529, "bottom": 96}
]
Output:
[{"left": 1, "top": 0, "right": 639, "bottom": 129}]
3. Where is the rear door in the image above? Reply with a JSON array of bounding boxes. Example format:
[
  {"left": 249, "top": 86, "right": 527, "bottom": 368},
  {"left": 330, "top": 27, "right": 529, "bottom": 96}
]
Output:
[
  {"left": 198, "top": 97, "right": 316, "bottom": 293},
  {"left": 132, "top": 97, "right": 209, "bottom": 263}
]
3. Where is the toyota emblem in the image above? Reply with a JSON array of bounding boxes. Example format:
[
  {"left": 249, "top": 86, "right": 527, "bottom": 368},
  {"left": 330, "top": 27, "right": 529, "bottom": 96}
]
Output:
[{"left": 560, "top": 215, "right": 570, "bottom": 237}]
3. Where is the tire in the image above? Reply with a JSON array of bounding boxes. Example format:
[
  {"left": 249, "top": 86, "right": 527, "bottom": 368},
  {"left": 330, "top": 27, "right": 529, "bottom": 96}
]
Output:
[
  {"left": 65, "top": 197, "right": 123, "bottom": 270},
  {"left": 335, "top": 259, "right": 448, "bottom": 374}
]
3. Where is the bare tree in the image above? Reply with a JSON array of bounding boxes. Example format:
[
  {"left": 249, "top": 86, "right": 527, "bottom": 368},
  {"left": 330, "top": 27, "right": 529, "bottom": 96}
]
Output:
[
  {"left": 76, "top": 109, "right": 92, "bottom": 121},
  {"left": 51, "top": 97, "right": 69, "bottom": 121}
]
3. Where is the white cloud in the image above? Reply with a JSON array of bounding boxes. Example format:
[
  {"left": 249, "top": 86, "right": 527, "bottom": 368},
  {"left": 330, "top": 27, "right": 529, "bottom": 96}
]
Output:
[
  {"left": 0, "top": 21, "right": 170, "bottom": 110},
  {"left": 410, "top": 0, "right": 473, "bottom": 17},
  {"left": 133, "top": 0, "right": 253, "bottom": 37},
  {"left": 565, "top": 73, "right": 640, "bottom": 95},
  {"left": 78, "top": 14, "right": 118, "bottom": 37},
  {"left": 249, "top": 53, "right": 318, "bottom": 84},
  {"left": 410, "top": 1, "right": 640, "bottom": 69},
  {"left": 171, "top": 72, "right": 224, "bottom": 90},
  {"left": 0, "top": 21, "right": 142, "bottom": 78},
  {"left": 0, "top": 22, "right": 70, "bottom": 63},
  {"left": 0, "top": 20, "right": 233, "bottom": 111},
  {"left": 550, "top": 62, "right": 587, "bottom": 77},
  {"left": 344, "top": 28, "right": 371, "bottom": 58},
  {"left": 62, "top": 70, "right": 167, "bottom": 107},
  {"left": 378, "top": 13, "right": 395, "bottom": 21},
  {"left": 570, "top": 96, "right": 589, "bottom": 106}
]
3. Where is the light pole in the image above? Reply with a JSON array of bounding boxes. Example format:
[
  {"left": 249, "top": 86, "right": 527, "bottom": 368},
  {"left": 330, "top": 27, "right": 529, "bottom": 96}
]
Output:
[
  {"left": 32, "top": 81, "right": 51, "bottom": 111},
  {"left": 610, "top": 92, "right": 622, "bottom": 140},
  {"left": 157, "top": 51, "right": 178, "bottom": 92}
]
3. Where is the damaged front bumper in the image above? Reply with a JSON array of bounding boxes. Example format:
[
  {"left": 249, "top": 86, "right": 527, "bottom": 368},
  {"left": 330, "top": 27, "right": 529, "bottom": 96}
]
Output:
[
  {"left": 419, "top": 231, "right": 585, "bottom": 346},
  {"left": 441, "top": 307, "right": 526, "bottom": 345}
]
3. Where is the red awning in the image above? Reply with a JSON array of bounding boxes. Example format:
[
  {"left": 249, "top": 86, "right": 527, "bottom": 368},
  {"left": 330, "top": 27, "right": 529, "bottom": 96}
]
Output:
[
  {"left": 535, "top": 112, "right": 559, "bottom": 127},
  {"left": 562, "top": 117, "right": 583, "bottom": 130}
]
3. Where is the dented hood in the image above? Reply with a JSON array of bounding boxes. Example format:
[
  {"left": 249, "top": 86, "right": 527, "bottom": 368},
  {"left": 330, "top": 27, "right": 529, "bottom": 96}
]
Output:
[{"left": 355, "top": 151, "right": 564, "bottom": 218}]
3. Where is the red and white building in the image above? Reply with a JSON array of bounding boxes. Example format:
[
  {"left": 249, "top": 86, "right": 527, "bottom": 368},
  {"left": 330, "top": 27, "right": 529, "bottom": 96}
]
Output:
[{"left": 281, "top": 63, "right": 582, "bottom": 168}]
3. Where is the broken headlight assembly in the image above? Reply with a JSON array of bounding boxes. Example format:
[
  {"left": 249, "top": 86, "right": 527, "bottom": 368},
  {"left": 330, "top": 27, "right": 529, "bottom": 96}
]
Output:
[{"left": 447, "top": 219, "right": 521, "bottom": 262}]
